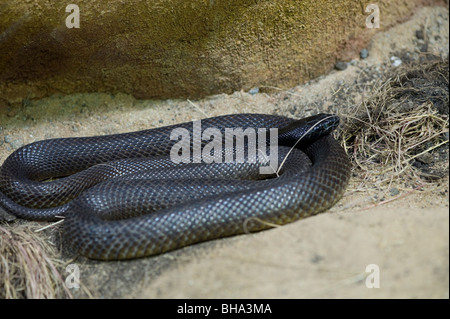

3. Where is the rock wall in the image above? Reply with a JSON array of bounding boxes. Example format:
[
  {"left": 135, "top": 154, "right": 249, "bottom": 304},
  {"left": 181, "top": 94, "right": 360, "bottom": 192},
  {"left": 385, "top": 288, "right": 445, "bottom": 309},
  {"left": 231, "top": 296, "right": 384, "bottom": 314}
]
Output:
[{"left": 0, "top": 0, "right": 440, "bottom": 103}]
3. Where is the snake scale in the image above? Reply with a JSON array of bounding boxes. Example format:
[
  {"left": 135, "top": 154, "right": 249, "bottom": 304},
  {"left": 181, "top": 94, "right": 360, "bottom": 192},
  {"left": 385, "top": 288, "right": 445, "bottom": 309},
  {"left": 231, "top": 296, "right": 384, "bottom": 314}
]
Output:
[{"left": 0, "top": 113, "right": 350, "bottom": 260}]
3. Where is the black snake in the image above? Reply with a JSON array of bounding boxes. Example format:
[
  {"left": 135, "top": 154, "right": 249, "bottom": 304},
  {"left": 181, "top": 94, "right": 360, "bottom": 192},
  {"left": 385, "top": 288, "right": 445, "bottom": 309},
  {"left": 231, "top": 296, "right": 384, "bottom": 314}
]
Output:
[{"left": 0, "top": 113, "right": 350, "bottom": 260}]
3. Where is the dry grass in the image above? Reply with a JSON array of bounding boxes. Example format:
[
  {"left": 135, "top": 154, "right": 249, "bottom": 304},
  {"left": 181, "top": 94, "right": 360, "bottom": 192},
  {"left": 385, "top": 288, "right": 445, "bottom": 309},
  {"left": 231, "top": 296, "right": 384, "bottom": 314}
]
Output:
[
  {"left": 336, "top": 57, "right": 449, "bottom": 189},
  {"left": 0, "top": 222, "right": 72, "bottom": 299}
]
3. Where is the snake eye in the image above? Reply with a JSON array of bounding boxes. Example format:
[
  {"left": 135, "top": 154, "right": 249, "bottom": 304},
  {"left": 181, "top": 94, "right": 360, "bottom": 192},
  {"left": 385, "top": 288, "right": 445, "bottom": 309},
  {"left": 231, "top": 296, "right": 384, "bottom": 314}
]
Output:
[{"left": 321, "top": 114, "right": 340, "bottom": 132}]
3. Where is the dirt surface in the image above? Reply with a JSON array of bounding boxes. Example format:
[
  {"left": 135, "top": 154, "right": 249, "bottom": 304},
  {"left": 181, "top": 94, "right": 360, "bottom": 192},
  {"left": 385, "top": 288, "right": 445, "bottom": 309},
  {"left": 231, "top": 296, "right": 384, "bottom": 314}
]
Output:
[{"left": 0, "top": 6, "right": 448, "bottom": 298}]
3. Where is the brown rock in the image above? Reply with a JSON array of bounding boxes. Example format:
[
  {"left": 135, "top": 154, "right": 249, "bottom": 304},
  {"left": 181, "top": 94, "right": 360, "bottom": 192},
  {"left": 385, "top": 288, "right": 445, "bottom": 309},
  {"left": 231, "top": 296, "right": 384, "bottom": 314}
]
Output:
[{"left": 0, "top": 0, "right": 434, "bottom": 102}]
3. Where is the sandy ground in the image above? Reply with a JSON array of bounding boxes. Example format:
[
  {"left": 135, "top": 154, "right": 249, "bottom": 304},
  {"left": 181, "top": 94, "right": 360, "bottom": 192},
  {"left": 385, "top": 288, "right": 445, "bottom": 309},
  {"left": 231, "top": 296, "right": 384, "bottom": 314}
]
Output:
[{"left": 0, "top": 6, "right": 448, "bottom": 298}]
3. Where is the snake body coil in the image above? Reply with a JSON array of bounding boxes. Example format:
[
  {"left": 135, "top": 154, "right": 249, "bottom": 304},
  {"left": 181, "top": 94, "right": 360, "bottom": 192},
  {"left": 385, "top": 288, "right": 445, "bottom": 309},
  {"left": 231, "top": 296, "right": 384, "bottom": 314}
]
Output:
[{"left": 0, "top": 113, "right": 350, "bottom": 260}]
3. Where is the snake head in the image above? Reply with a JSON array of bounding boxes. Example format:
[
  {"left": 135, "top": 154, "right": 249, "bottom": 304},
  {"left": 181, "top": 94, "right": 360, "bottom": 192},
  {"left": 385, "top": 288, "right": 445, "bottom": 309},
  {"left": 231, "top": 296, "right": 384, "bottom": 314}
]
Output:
[{"left": 278, "top": 113, "right": 340, "bottom": 147}]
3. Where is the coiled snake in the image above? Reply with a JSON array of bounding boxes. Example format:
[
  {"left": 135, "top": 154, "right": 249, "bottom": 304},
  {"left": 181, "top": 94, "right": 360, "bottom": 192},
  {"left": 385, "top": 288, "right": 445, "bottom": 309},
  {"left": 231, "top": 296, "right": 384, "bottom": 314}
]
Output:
[{"left": 0, "top": 113, "right": 350, "bottom": 260}]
